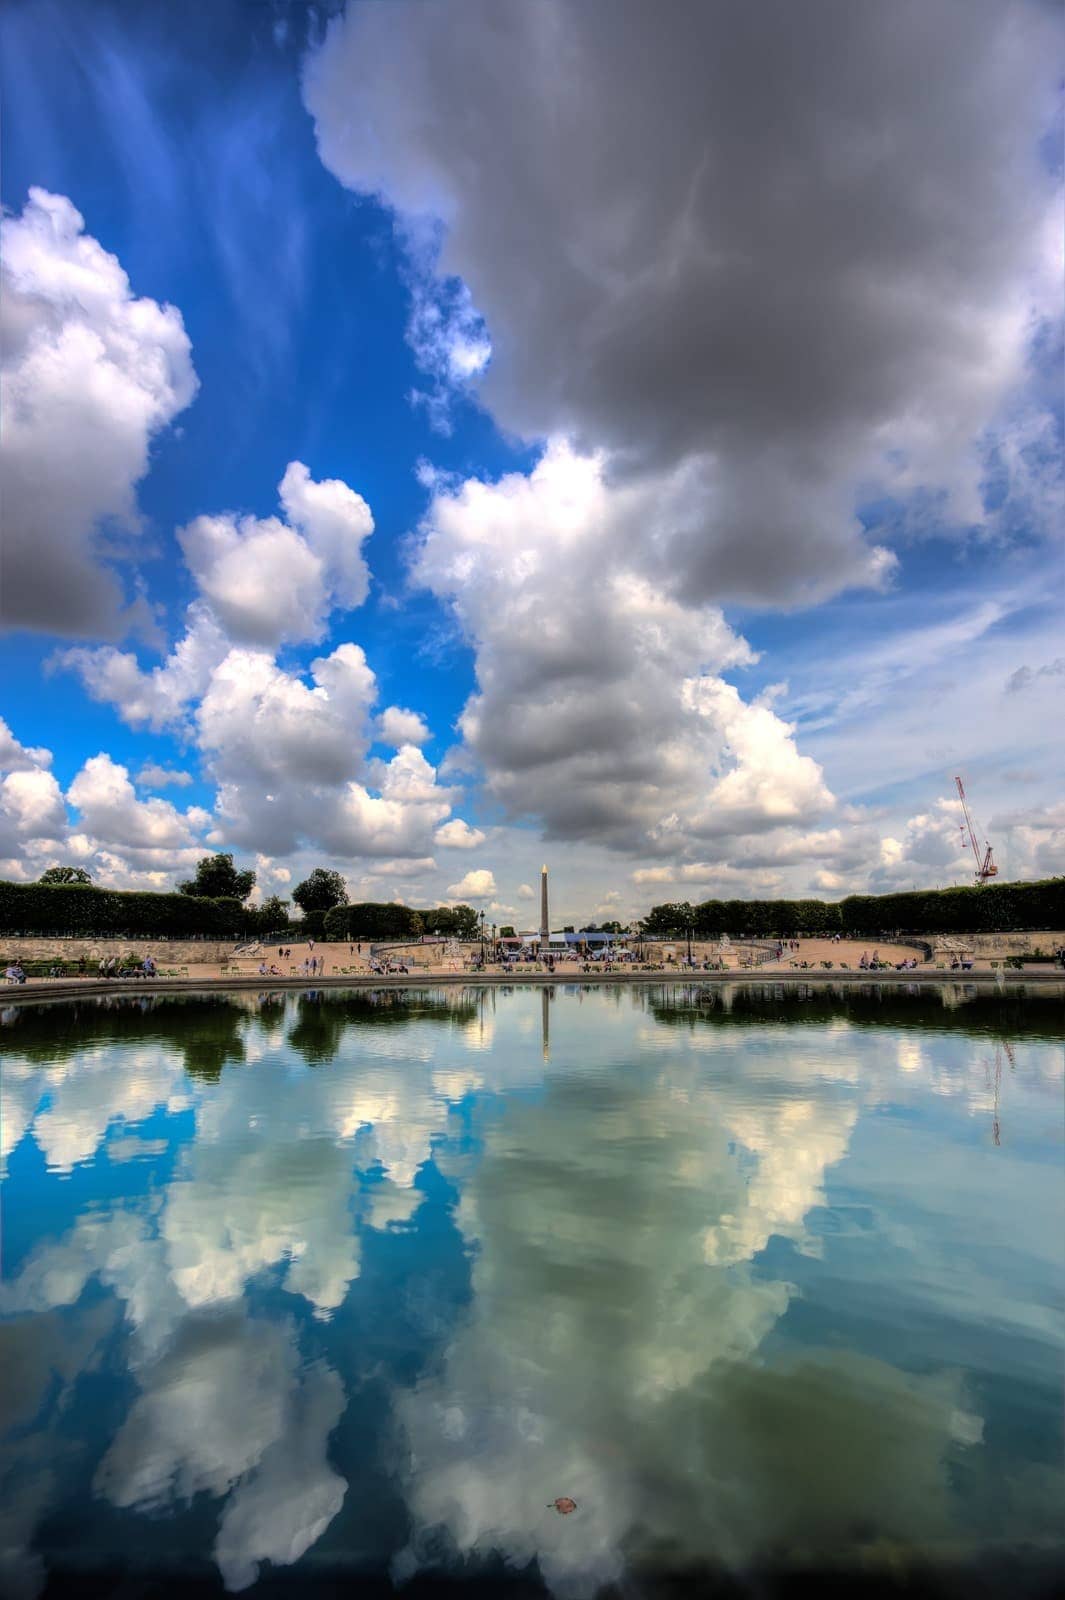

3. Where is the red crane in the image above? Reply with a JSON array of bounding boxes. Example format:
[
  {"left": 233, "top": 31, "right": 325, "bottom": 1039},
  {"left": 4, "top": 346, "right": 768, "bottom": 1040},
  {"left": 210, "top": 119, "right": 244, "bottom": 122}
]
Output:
[{"left": 955, "top": 776, "right": 998, "bottom": 883}]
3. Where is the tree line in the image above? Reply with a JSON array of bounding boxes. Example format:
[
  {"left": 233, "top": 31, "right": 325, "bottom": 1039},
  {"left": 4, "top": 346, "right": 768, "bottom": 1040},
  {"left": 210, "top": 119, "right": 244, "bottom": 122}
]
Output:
[
  {"left": 0, "top": 855, "right": 483, "bottom": 942},
  {"left": 641, "top": 877, "right": 1065, "bottom": 939}
]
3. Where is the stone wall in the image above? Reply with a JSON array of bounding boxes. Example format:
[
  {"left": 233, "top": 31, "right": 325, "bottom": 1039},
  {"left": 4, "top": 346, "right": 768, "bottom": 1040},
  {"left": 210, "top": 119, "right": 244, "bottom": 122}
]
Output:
[
  {"left": 931, "top": 929, "right": 1065, "bottom": 958},
  {"left": 0, "top": 936, "right": 241, "bottom": 964}
]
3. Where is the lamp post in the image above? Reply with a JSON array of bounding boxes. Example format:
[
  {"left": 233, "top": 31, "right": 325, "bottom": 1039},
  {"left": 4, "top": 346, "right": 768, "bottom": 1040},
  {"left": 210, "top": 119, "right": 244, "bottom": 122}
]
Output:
[
  {"left": 479, "top": 909, "right": 486, "bottom": 965},
  {"left": 686, "top": 920, "right": 693, "bottom": 967}
]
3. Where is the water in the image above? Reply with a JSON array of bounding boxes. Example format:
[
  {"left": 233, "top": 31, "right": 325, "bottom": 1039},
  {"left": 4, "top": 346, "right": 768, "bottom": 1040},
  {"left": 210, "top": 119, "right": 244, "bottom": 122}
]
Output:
[{"left": 1, "top": 982, "right": 1062, "bottom": 1599}]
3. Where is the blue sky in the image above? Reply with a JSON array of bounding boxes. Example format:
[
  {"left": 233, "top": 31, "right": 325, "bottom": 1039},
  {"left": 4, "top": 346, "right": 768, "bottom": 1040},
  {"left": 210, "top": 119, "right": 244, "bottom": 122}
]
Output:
[{"left": 1, "top": 0, "right": 1062, "bottom": 920}]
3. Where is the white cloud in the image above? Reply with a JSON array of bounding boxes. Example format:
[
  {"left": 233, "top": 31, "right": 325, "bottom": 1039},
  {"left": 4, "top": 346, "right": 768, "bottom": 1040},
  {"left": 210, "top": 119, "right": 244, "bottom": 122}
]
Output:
[
  {"left": 0, "top": 767, "right": 67, "bottom": 851},
  {"left": 60, "top": 461, "right": 374, "bottom": 728},
  {"left": 375, "top": 705, "right": 431, "bottom": 747},
  {"left": 412, "top": 442, "right": 835, "bottom": 861},
  {"left": 136, "top": 763, "right": 194, "bottom": 789},
  {"left": 397, "top": 216, "right": 492, "bottom": 430},
  {"left": 984, "top": 799, "right": 1065, "bottom": 884},
  {"left": 59, "top": 603, "right": 230, "bottom": 733},
  {"left": 0, "top": 718, "right": 52, "bottom": 773},
  {"left": 434, "top": 818, "right": 486, "bottom": 850},
  {"left": 0, "top": 717, "right": 68, "bottom": 864},
  {"left": 362, "top": 856, "right": 436, "bottom": 879},
  {"left": 1, "top": 188, "right": 197, "bottom": 637},
  {"left": 67, "top": 753, "right": 208, "bottom": 862},
  {"left": 517, "top": 883, "right": 535, "bottom": 900},
  {"left": 194, "top": 648, "right": 455, "bottom": 866},
  {"left": 446, "top": 867, "right": 497, "bottom": 901},
  {"left": 177, "top": 461, "right": 373, "bottom": 650}
]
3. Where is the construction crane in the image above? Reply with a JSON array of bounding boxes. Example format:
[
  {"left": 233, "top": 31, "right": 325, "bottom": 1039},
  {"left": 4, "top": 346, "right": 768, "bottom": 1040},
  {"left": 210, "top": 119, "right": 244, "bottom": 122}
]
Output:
[{"left": 955, "top": 775, "right": 998, "bottom": 883}]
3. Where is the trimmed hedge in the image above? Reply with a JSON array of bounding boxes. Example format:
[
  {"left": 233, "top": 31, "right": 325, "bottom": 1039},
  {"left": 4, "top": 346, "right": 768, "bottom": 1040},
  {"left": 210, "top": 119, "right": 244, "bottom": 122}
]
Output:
[
  {"left": 0, "top": 879, "right": 246, "bottom": 938},
  {"left": 839, "top": 878, "right": 1065, "bottom": 936},
  {"left": 323, "top": 902, "right": 482, "bottom": 942},
  {"left": 324, "top": 902, "right": 422, "bottom": 941},
  {"left": 643, "top": 878, "right": 1065, "bottom": 939}
]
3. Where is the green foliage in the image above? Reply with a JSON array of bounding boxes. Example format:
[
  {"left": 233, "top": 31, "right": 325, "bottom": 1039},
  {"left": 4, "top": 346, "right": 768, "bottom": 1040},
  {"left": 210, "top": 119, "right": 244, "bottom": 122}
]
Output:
[
  {"left": 177, "top": 853, "right": 256, "bottom": 903},
  {"left": 839, "top": 878, "right": 1064, "bottom": 936},
  {"left": 246, "top": 895, "right": 290, "bottom": 935},
  {"left": 322, "top": 901, "right": 480, "bottom": 942},
  {"left": 323, "top": 902, "right": 422, "bottom": 941},
  {"left": 641, "top": 878, "right": 1065, "bottom": 939},
  {"left": 297, "top": 909, "right": 328, "bottom": 939},
  {"left": 39, "top": 865, "right": 92, "bottom": 885},
  {"left": 499, "top": 925, "right": 516, "bottom": 938},
  {"left": 292, "top": 867, "right": 349, "bottom": 915},
  {"left": 0, "top": 879, "right": 246, "bottom": 937},
  {"left": 640, "top": 901, "right": 695, "bottom": 936},
  {"left": 419, "top": 904, "right": 479, "bottom": 939}
]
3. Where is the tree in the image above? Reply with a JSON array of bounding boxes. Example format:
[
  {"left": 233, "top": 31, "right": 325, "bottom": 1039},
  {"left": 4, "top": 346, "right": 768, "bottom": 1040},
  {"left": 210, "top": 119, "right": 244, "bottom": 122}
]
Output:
[
  {"left": 251, "top": 895, "right": 291, "bottom": 933},
  {"left": 641, "top": 901, "right": 693, "bottom": 936},
  {"left": 178, "top": 853, "right": 256, "bottom": 902},
  {"left": 39, "top": 865, "right": 92, "bottom": 885},
  {"left": 324, "top": 902, "right": 421, "bottom": 941},
  {"left": 419, "top": 904, "right": 477, "bottom": 939},
  {"left": 292, "top": 868, "right": 349, "bottom": 916},
  {"left": 499, "top": 925, "right": 516, "bottom": 938}
]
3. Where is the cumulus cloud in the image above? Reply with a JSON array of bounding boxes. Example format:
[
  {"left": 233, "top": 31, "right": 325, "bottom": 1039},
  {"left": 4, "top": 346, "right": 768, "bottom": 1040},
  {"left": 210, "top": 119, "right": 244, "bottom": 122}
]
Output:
[
  {"left": 306, "top": 0, "right": 1061, "bottom": 604},
  {"left": 0, "top": 718, "right": 52, "bottom": 773},
  {"left": 58, "top": 628, "right": 457, "bottom": 876},
  {"left": 875, "top": 797, "right": 974, "bottom": 890},
  {"left": 196, "top": 646, "right": 455, "bottom": 863},
  {"left": 990, "top": 799, "right": 1065, "bottom": 882},
  {"left": 446, "top": 867, "right": 497, "bottom": 901},
  {"left": 0, "top": 723, "right": 219, "bottom": 886},
  {"left": 413, "top": 444, "right": 834, "bottom": 858},
  {"left": 434, "top": 818, "right": 486, "bottom": 850},
  {"left": 375, "top": 705, "right": 431, "bottom": 747},
  {"left": 67, "top": 753, "right": 208, "bottom": 865},
  {"left": 60, "top": 458, "right": 375, "bottom": 728},
  {"left": 59, "top": 603, "right": 230, "bottom": 733},
  {"left": 362, "top": 856, "right": 436, "bottom": 880},
  {"left": 0, "top": 761, "right": 67, "bottom": 859},
  {"left": 177, "top": 460, "right": 373, "bottom": 650},
  {"left": 136, "top": 763, "right": 194, "bottom": 789},
  {"left": 1, "top": 188, "right": 197, "bottom": 637}
]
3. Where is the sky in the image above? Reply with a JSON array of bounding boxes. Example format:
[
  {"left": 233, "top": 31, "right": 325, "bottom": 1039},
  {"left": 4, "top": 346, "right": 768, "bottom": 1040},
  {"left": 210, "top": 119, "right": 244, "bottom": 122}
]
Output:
[{"left": 0, "top": 0, "right": 1062, "bottom": 926}]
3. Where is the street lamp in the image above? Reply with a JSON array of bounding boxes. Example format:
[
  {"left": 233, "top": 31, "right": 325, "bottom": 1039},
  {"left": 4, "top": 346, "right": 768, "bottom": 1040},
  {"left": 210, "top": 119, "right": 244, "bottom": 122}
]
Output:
[
  {"left": 686, "top": 920, "right": 693, "bottom": 966},
  {"left": 479, "top": 909, "right": 486, "bottom": 965}
]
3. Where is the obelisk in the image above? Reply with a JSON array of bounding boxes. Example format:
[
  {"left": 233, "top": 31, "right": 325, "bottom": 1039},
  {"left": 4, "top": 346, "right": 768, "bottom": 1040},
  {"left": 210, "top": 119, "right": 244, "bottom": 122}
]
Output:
[{"left": 540, "top": 863, "right": 550, "bottom": 956}]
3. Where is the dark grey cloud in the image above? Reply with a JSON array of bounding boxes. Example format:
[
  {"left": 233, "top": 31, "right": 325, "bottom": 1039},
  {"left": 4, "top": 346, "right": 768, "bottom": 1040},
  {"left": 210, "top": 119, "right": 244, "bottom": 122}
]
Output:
[
  {"left": 306, "top": 0, "right": 1061, "bottom": 604},
  {"left": 1006, "top": 657, "right": 1065, "bottom": 692}
]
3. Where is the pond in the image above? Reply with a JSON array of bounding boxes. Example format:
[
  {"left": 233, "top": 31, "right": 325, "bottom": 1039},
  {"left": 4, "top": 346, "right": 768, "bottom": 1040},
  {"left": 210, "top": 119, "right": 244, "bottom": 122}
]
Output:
[{"left": 1, "top": 982, "right": 1063, "bottom": 1598}]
